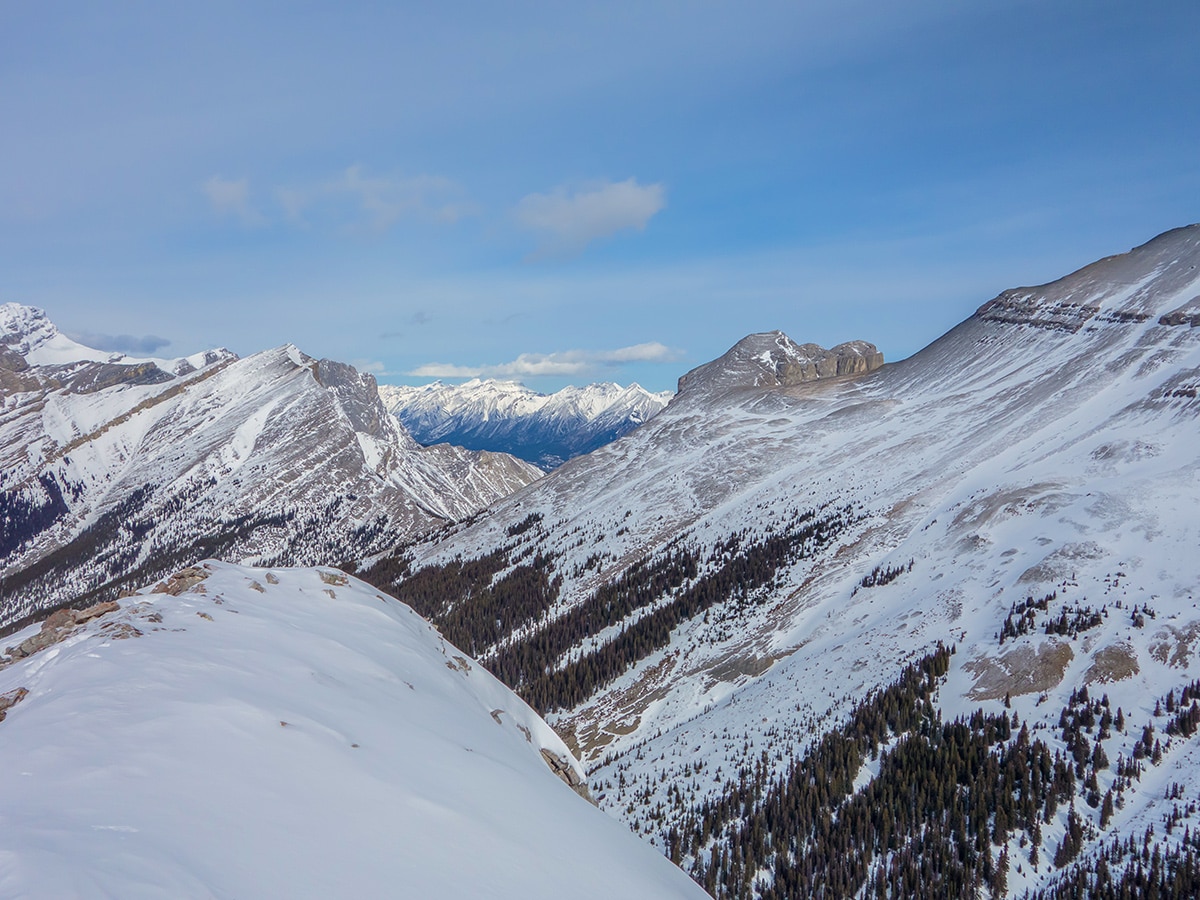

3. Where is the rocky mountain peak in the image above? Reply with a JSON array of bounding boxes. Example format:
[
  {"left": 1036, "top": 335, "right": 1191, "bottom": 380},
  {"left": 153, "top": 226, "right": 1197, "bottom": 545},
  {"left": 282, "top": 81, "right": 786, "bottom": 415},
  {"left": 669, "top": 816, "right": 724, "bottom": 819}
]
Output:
[
  {"left": 0, "top": 303, "right": 60, "bottom": 359},
  {"left": 676, "top": 330, "right": 884, "bottom": 397}
]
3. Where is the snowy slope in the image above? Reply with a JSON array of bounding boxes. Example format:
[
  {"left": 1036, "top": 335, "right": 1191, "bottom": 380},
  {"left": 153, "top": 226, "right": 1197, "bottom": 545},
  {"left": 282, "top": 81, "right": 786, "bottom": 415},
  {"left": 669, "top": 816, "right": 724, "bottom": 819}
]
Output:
[
  {"left": 0, "top": 309, "right": 541, "bottom": 628},
  {"left": 365, "top": 225, "right": 1200, "bottom": 896},
  {"left": 379, "top": 378, "right": 673, "bottom": 469},
  {"left": 0, "top": 561, "right": 705, "bottom": 899}
]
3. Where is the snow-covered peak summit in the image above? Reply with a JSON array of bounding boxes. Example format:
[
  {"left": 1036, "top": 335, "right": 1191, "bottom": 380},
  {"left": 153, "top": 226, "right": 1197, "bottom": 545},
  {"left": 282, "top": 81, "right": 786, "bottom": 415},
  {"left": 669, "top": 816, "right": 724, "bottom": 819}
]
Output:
[
  {"left": 0, "top": 302, "right": 236, "bottom": 375},
  {"left": 0, "top": 303, "right": 59, "bottom": 357}
]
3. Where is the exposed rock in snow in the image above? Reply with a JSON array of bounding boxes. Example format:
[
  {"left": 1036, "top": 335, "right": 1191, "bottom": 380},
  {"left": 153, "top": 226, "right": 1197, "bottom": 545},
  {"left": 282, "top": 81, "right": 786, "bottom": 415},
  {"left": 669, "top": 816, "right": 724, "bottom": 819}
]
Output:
[{"left": 675, "top": 331, "right": 883, "bottom": 398}]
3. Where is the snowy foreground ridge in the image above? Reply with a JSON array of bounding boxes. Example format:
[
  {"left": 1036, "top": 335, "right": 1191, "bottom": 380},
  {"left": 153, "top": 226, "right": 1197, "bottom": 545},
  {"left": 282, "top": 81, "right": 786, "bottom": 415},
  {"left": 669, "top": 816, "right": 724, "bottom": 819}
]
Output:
[{"left": 0, "top": 562, "right": 705, "bottom": 898}]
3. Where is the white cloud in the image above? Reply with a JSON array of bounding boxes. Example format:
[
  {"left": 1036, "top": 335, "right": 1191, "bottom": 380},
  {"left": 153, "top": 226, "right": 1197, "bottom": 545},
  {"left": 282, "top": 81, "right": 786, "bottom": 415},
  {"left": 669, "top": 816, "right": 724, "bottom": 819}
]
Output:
[
  {"left": 407, "top": 341, "right": 682, "bottom": 379},
  {"left": 203, "top": 176, "right": 264, "bottom": 225},
  {"left": 278, "top": 165, "right": 475, "bottom": 231},
  {"left": 514, "top": 178, "right": 666, "bottom": 256}
]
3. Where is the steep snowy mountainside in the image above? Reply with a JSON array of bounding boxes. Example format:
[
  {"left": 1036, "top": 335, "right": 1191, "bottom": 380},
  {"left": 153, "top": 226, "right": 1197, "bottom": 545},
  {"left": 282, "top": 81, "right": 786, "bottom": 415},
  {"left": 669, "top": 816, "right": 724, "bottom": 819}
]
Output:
[
  {"left": 362, "top": 224, "right": 1200, "bottom": 897},
  {"left": 0, "top": 561, "right": 705, "bottom": 899},
  {"left": 0, "top": 308, "right": 541, "bottom": 629},
  {"left": 379, "top": 377, "right": 673, "bottom": 469}
]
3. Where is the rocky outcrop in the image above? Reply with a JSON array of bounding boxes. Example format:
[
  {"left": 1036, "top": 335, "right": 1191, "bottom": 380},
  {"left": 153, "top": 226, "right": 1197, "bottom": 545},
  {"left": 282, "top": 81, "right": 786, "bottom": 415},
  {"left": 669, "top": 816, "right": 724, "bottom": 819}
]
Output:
[
  {"left": 151, "top": 566, "right": 211, "bottom": 596},
  {"left": 540, "top": 747, "right": 593, "bottom": 802},
  {"left": 1159, "top": 297, "right": 1200, "bottom": 327},
  {"left": 0, "top": 686, "right": 28, "bottom": 721},
  {"left": 4, "top": 599, "right": 121, "bottom": 661},
  {"left": 964, "top": 640, "right": 1075, "bottom": 700},
  {"left": 677, "top": 331, "right": 884, "bottom": 398},
  {"left": 976, "top": 290, "right": 1100, "bottom": 332},
  {"left": 978, "top": 226, "right": 1200, "bottom": 332}
]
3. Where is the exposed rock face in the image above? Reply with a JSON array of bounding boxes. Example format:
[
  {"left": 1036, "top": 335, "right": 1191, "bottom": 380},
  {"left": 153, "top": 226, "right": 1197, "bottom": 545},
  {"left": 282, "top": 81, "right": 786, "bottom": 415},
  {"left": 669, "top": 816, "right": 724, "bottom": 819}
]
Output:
[
  {"left": 541, "top": 747, "right": 593, "bottom": 802},
  {"left": 0, "top": 686, "right": 27, "bottom": 721},
  {"left": 1159, "top": 296, "right": 1200, "bottom": 327},
  {"left": 976, "top": 224, "right": 1200, "bottom": 332},
  {"left": 676, "top": 331, "right": 884, "bottom": 398},
  {"left": 152, "top": 566, "right": 211, "bottom": 596},
  {"left": 4, "top": 599, "right": 121, "bottom": 660}
]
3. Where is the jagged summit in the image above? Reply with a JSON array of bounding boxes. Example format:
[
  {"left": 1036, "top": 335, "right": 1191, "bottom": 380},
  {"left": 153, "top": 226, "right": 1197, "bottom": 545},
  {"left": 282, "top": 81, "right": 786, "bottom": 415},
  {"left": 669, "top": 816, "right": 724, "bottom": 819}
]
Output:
[
  {"left": 676, "top": 330, "right": 883, "bottom": 397},
  {"left": 0, "top": 309, "right": 541, "bottom": 628}
]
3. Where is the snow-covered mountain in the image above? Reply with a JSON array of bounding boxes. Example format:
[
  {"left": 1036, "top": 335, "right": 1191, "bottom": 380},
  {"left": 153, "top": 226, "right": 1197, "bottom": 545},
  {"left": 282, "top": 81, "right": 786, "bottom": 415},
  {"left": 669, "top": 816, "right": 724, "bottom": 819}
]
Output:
[
  {"left": 379, "top": 378, "right": 673, "bottom": 469},
  {"left": 0, "top": 305, "right": 541, "bottom": 629},
  {"left": 360, "top": 225, "right": 1200, "bottom": 897},
  {"left": 0, "top": 560, "right": 705, "bottom": 898}
]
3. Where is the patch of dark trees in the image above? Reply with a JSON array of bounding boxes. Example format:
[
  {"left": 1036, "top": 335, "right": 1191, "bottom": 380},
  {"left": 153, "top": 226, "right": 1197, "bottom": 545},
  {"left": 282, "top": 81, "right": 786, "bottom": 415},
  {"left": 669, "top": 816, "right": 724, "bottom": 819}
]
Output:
[
  {"left": 997, "top": 592, "right": 1105, "bottom": 645},
  {"left": 999, "top": 593, "right": 1054, "bottom": 644},
  {"left": 364, "top": 546, "right": 563, "bottom": 658},
  {"left": 359, "top": 505, "right": 851, "bottom": 714},
  {"left": 0, "top": 473, "right": 70, "bottom": 559},
  {"left": 853, "top": 559, "right": 913, "bottom": 594},
  {"left": 506, "top": 506, "right": 851, "bottom": 713},
  {"left": 507, "top": 512, "right": 544, "bottom": 537},
  {"left": 1044, "top": 604, "right": 1104, "bottom": 639},
  {"left": 1027, "top": 827, "right": 1200, "bottom": 899},
  {"left": 680, "top": 644, "right": 1072, "bottom": 899},
  {"left": 670, "top": 658, "right": 1200, "bottom": 900}
]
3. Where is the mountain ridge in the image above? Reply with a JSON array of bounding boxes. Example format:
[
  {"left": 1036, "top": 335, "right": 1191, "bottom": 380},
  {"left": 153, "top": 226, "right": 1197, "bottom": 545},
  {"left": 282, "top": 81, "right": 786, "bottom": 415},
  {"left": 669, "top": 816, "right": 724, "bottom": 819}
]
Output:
[
  {"left": 0, "top": 309, "right": 541, "bottom": 628},
  {"left": 380, "top": 377, "right": 673, "bottom": 469}
]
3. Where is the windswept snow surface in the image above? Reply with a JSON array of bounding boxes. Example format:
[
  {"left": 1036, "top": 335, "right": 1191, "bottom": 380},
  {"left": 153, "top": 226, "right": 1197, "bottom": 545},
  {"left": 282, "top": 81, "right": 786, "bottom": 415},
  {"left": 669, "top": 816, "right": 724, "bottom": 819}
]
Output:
[{"left": 0, "top": 562, "right": 705, "bottom": 899}]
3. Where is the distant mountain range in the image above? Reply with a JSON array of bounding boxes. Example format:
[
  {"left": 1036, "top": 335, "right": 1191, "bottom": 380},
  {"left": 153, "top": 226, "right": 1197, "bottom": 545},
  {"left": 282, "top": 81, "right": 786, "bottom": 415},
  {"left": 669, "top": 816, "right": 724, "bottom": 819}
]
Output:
[{"left": 379, "top": 378, "right": 673, "bottom": 469}]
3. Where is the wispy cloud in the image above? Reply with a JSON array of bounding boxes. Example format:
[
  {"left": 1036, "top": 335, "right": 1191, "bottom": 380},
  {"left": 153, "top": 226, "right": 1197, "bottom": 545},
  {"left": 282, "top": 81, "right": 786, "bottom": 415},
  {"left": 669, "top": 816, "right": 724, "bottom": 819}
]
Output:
[
  {"left": 203, "top": 176, "right": 264, "bottom": 226},
  {"left": 66, "top": 331, "right": 172, "bottom": 355},
  {"left": 408, "top": 341, "right": 682, "bottom": 379},
  {"left": 351, "top": 359, "right": 388, "bottom": 375},
  {"left": 514, "top": 178, "right": 666, "bottom": 257},
  {"left": 278, "top": 165, "right": 475, "bottom": 231}
]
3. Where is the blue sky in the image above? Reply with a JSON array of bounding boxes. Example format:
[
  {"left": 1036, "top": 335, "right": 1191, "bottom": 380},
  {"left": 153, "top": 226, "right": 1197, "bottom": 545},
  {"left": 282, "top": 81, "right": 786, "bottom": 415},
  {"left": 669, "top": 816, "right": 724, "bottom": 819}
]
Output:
[{"left": 2, "top": 1, "right": 1198, "bottom": 392}]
